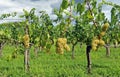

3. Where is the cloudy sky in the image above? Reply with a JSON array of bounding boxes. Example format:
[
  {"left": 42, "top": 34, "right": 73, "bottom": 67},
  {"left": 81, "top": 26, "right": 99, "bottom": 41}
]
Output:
[{"left": 0, "top": 0, "right": 120, "bottom": 23}]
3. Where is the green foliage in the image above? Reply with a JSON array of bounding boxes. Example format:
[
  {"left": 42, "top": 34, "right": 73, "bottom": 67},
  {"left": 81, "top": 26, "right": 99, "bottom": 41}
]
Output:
[
  {"left": 0, "top": 0, "right": 119, "bottom": 53},
  {"left": 77, "top": 3, "right": 85, "bottom": 15},
  {"left": 0, "top": 12, "right": 17, "bottom": 19},
  {"left": 60, "top": 0, "right": 69, "bottom": 12},
  {"left": 111, "top": 7, "right": 118, "bottom": 26}
]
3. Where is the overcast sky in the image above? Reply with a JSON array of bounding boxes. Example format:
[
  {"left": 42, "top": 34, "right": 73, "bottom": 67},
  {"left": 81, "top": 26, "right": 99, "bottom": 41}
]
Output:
[{"left": 0, "top": 0, "right": 120, "bottom": 23}]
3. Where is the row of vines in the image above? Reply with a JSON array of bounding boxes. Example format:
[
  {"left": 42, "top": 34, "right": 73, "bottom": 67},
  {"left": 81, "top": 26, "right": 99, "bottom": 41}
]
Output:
[{"left": 0, "top": 0, "right": 120, "bottom": 73}]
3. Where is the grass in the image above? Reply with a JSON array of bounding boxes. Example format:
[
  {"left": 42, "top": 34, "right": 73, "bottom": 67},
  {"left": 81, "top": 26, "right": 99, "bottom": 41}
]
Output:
[{"left": 0, "top": 44, "right": 120, "bottom": 77}]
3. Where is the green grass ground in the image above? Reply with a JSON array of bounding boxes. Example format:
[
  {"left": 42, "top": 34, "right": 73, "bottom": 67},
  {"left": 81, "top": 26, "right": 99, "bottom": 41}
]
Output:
[{"left": 0, "top": 44, "right": 120, "bottom": 77}]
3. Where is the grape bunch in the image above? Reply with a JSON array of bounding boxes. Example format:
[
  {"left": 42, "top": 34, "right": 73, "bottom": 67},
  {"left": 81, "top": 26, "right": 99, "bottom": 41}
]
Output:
[
  {"left": 92, "top": 38, "right": 105, "bottom": 50},
  {"left": 56, "top": 38, "right": 70, "bottom": 54},
  {"left": 23, "top": 34, "right": 30, "bottom": 48},
  {"left": 92, "top": 23, "right": 109, "bottom": 51},
  {"left": 100, "top": 23, "right": 109, "bottom": 37}
]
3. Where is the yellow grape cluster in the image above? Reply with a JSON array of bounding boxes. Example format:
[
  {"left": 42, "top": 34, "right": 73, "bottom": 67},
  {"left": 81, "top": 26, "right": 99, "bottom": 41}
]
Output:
[
  {"left": 100, "top": 23, "right": 109, "bottom": 37},
  {"left": 92, "top": 23, "right": 109, "bottom": 51},
  {"left": 23, "top": 34, "right": 30, "bottom": 48},
  {"left": 92, "top": 37, "right": 105, "bottom": 51},
  {"left": 102, "top": 23, "right": 109, "bottom": 31},
  {"left": 56, "top": 38, "right": 70, "bottom": 54}
]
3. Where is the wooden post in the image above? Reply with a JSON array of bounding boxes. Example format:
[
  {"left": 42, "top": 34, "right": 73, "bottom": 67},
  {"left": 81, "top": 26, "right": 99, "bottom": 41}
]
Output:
[
  {"left": 86, "top": 45, "right": 92, "bottom": 73},
  {"left": 24, "top": 49, "right": 29, "bottom": 72},
  {"left": 72, "top": 44, "right": 75, "bottom": 59},
  {"left": 24, "top": 20, "right": 30, "bottom": 72},
  {"left": 0, "top": 43, "right": 2, "bottom": 57},
  {"left": 34, "top": 46, "right": 38, "bottom": 57},
  {"left": 105, "top": 45, "right": 110, "bottom": 57},
  {"left": 0, "top": 42, "right": 5, "bottom": 57},
  {"left": 71, "top": 41, "right": 77, "bottom": 59}
]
